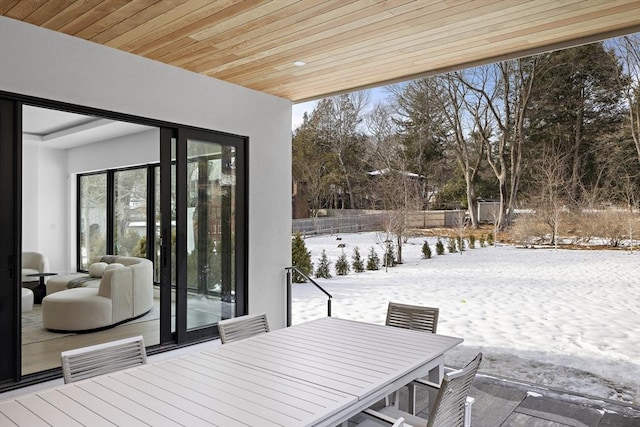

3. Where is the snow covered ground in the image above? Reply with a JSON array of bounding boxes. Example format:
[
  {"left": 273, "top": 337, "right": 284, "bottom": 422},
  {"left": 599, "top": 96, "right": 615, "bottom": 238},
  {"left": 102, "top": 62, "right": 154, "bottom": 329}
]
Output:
[{"left": 291, "top": 232, "right": 640, "bottom": 404}]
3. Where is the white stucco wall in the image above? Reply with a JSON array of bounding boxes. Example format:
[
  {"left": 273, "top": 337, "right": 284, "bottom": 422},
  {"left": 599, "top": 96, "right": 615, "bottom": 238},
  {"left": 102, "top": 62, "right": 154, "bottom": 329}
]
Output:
[{"left": 0, "top": 17, "right": 292, "bottom": 328}]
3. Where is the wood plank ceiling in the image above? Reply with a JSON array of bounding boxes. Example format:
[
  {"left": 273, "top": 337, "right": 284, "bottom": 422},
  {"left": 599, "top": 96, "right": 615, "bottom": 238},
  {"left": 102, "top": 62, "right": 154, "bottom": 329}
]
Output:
[{"left": 2, "top": 0, "right": 640, "bottom": 102}]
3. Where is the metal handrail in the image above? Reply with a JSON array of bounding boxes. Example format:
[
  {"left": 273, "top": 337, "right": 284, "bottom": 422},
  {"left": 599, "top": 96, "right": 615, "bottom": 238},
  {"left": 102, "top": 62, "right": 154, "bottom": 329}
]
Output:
[{"left": 285, "top": 266, "right": 332, "bottom": 327}]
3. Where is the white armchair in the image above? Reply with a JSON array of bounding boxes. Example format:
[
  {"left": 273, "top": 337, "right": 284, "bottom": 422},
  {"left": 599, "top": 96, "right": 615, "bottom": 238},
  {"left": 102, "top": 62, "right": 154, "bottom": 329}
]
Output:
[{"left": 21, "top": 251, "right": 50, "bottom": 283}]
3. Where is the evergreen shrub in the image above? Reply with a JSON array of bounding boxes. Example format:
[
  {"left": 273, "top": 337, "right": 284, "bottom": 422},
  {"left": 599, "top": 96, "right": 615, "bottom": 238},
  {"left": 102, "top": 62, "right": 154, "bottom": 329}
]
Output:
[
  {"left": 435, "top": 239, "right": 445, "bottom": 255},
  {"left": 352, "top": 247, "right": 365, "bottom": 272},
  {"left": 335, "top": 251, "right": 350, "bottom": 275},
  {"left": 384, "top": 241, "right": 396, "bottom": 267},
  {"left": 366, "top": 247, "right": 380, "bottom": 270},
  {"left": 421, "top": 241, "right": 432, "bottom": 259},
  {"left": 468, "top": 234, "right": 476, "bottom": 249},
  {"left": 315, "top": 250, "right": 332, "bottom": 279},
  {"left": 291, "top": 233, "right": 312, "bottom": 283},
  {"left": 447, "top": 237, "right": 458, "bottom": 253},
  {"left": 487, "top": 232, "right": 495, "bottom": 246}
]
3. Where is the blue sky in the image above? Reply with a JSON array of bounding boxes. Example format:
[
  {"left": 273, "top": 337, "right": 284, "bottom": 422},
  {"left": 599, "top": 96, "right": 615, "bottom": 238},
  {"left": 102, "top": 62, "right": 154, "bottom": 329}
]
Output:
[
  {"left": 291, "top": 86, "right": 393, "bottom": 131},
  {"left": 291, "top": 100, "right": 317, "bottom": 130}
]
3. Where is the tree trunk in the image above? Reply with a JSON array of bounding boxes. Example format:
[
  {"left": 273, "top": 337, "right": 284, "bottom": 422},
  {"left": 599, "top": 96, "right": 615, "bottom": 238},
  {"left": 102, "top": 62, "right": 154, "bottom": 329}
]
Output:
[
  {"left": 465, "top": 171, "right": 479, "bottom": 228},
  {"left": 570, "top": 94, "right": 585, "bottom": 201}
]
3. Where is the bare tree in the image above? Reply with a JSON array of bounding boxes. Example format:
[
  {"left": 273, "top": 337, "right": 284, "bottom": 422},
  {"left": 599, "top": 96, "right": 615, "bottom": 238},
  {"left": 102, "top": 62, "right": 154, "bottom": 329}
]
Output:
[
  {"left": 432, "top": 74, "right": 486, "bottom": 228},
  {"left": 316, "top": 92, "right": 370, "bottom": 209},
  {"left": 365, "top": 103, "right": 421, "bottom": 263},
  {"left": 457, "top": 58, "right": 539, "bottom": 230},
  {"left": 527, "top": 145, "right": 571, "bottom": 248},
  {"left": 618, "top": 174, "right": 639, "bottom": 253},
  {"left": 611, "top": 35, "right": 640, "bottom": 166}
]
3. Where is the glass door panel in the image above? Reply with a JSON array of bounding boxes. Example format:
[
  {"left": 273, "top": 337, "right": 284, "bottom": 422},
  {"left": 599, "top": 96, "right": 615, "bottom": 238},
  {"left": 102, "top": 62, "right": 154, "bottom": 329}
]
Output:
[
  {"left": 186, "top": 139, "right": 236, "bottom": 331},
  {"left": 160, "top": 129, "right": 177, "bottom": 342}
]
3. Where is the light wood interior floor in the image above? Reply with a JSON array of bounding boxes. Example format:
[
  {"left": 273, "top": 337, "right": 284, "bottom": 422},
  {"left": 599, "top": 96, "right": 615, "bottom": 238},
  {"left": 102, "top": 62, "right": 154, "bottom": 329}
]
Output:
[
  {"left": 22, "top": 295, "right": 221, "bottom": 375},
  {"left": 22, "top": 317, "right": 161, "bottom": 375}
]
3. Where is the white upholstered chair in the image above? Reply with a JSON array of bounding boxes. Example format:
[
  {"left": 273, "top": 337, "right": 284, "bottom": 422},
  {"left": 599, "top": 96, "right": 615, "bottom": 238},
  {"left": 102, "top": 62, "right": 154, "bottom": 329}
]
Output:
[
  {"left": 61, "top": 335, "right": 147, "bottom": 384},
  {"left": 21, "top": 251, "right": 50, "bottom": 283},
  {"left": 217, "top": 313, "right": 270, "bottom": 344}
]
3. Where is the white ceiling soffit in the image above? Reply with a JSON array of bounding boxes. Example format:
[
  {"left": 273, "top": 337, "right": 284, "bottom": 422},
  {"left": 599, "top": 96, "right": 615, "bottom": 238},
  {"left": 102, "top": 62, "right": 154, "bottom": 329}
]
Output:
[{"left": 22, "top": 105, "right": 153, "bottom": 149}]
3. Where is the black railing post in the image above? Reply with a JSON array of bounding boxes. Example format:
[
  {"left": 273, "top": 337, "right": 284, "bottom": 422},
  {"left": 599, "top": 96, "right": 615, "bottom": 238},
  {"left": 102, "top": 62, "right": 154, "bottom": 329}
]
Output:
[
  {"left": 286, "top": 268, "right": 292, "bottom": 327},
  {"left": 327, "top": 298, "right": 332, "bottom": 317}
]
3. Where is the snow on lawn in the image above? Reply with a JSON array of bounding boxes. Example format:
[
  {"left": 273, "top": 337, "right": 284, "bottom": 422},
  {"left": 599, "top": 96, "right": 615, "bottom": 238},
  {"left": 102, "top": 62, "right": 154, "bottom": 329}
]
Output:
[{"left": 291, "top": 231, "right": 640, "bottom": 404}]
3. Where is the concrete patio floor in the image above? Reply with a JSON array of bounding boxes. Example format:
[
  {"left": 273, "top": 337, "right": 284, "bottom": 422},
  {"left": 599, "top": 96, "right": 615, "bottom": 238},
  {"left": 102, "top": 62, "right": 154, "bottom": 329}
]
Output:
[{"left": 407, "top": 372, "right": 640, "bottom": 427}]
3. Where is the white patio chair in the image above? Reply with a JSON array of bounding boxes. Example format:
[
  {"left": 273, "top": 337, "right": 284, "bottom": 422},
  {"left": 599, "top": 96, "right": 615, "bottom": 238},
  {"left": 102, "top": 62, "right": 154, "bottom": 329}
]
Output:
[
  {"left": 357, "top": 353, "right": 482, "bottom": 427},
  {"left": 61, "top": 335, "right": 147, "bottom": 384},
  {"left": 217, "top": 313, "right": 270, "bottom": 344},
  {"left": 385, "top": 302, "right": 439, "bottom": 410},
  {"left": 386, "top": 301, "right": 439, "bottom": 333},
  {"left": 385, "top": 302, "right": 475, "bottom": 426}
]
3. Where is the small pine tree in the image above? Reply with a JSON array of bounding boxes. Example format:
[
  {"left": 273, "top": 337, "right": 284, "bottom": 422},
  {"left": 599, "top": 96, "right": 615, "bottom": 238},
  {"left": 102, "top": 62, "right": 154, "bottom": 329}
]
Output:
[
  {"left": 315, "top": 250, "right": 332, "bottom": 279},
  {"left": 435, "top": 239, "right": 445, "bottom": 255},
  {"left": 335, "top": 251, "right": 350, "bottom": 275},
  {"left": 384, "top": 241, "right": 396, "bottom": 267},
  {"left": 468, "top": 234, "right": 476, "bottom": 249},
  {"left": 366, "top": 247, "right": 380, "bottom": 270},
  {"left": 291, "top": 233, "right": 312, "bottom": 283},
  {"left": 352, "top": 247, "right": 365, "bottom": 272},
  {"left": 447, "top": 237, "right": 458, "bottom": 253},
  {"left": 479, "top": 236, "right": 486, "bottom": 247},
  {"left": 487, "top": 232, "right": 495, "bottom": 246},
  {"left": 457, "top": 236, "right": 465, "bottom": 252},
  {"left": 421, "top": 240, "right": 432, "bottom": 259}
]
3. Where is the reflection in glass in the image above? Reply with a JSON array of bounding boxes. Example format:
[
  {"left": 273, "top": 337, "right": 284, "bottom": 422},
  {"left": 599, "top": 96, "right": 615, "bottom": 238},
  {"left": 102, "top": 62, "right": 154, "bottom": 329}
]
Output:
[
  {"left": 79, "top": 173, "right": 107, "bottom": 270},
  {"left": 114, "top": 169, "right": 147, "bottom": 256}
]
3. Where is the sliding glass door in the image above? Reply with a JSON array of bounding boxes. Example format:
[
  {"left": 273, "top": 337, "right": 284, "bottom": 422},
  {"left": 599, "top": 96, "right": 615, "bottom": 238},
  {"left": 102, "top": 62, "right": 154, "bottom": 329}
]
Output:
[
  {"left": 0, "top": 93, "right": 247, "bottom": 388},
  {"left": 169, "top": 129, "right": 246, "bottom": 342}
]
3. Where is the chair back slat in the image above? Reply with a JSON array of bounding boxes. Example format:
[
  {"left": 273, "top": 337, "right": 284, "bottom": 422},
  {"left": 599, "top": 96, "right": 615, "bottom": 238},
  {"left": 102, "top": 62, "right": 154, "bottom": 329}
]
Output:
[
  {"left": 427, "top": 353, "right": 482, "bottom": 427},
  {"left": 61, "top": 336, "right": 147, "bottom": 384},
  {"left": 386, "top": 301, "right": 439, "bottom": 333},
  {"left": 218, "top": 313, "right": 270, "bottom": 344}
]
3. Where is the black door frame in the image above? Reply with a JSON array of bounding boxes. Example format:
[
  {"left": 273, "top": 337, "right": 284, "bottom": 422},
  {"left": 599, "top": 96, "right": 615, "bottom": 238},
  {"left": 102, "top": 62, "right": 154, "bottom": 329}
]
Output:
[{"left": 0, "top": 99, "right": 21, "bottom": 386}]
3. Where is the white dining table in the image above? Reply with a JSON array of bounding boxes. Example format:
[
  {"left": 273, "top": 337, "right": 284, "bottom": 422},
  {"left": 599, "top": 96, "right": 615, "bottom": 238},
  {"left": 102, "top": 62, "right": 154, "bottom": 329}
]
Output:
[{"left": 0, "top": 317, "right": 462, "bottom": 426}]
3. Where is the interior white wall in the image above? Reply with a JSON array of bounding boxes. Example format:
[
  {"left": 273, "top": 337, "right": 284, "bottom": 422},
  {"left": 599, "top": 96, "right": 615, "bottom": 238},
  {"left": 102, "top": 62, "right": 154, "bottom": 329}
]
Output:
[
  {"left": 21, "top": 143, "right": 67, "bottom": 273},
  {"left": 21, "top": 143, "right": 39, "bottom": 251},
  {"left": 36, "top": 147, "right": 68, "bottom": 273},
  {"left": 0, "top": 17, "right": 292, "bottom": 329}
]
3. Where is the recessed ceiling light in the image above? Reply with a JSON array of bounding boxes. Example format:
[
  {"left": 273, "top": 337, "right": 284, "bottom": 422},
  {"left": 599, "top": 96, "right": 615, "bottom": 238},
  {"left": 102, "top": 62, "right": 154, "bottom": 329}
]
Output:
[{"left": 293, "top": 61, "right": 306, "bottom": 67}]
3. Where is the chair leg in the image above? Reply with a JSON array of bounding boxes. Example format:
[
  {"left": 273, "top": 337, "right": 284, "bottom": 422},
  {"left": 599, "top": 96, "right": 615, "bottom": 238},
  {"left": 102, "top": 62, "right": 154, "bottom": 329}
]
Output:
[
  {"left": 407, "top": 382, "right": 416, "bottom": 415},
  {"left": 385, "top": 390, "right": 401, "bottom": 409},
  {"left": 464, "top": 396, "right": 474, "bottom": 427}
]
